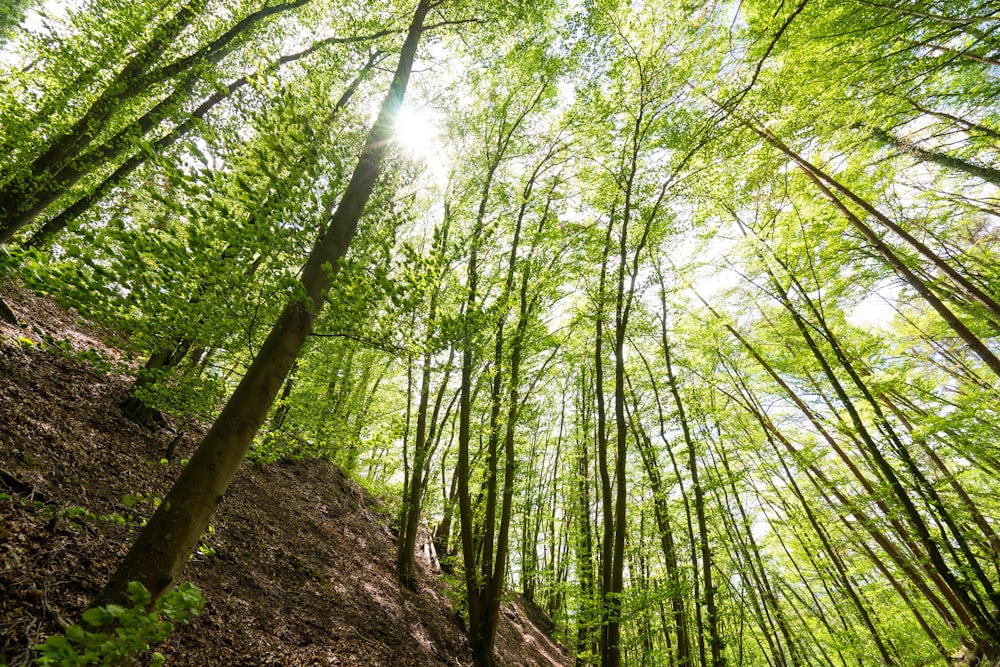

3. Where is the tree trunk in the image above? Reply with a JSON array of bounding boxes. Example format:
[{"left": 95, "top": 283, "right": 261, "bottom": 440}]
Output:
[
  {"left": 627, "top": 386, "right": 691, "bottom": 667},
  {"left": 454, "top": 95, "right": 550, "bottom": 665},
  {"left": 594, "top": 218, "right": 614, "bottom": 667},
  {"left": 772, "top": 273, "right": 1000, "bottom": 645},
  {"left": 693, "top": 275, "right": 978, "bottom": 636},
  {"left": 662, "top": 334, "right": 723, "bottom": 667},
  {"left": 118, "top": 343, "right": 189, "bottom": 428},
  {"left": 574, "top": 368, "right": 598, "bottom": 666}
]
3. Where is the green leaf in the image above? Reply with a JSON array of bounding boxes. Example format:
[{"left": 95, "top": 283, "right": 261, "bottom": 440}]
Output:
[
  {"left": 105, "top": 604, "right": 127, "bottom": 619},
  {"left": 37, "top": 634, "right": 71, "bottom": 650},
  {"left": 81, "top": 607, "right": 108, "bottom": 626},
  {"left": 127, "top": 581, "right": 153, "bottom": 606},
  {"left": 65, "top": 624, "right": 86, "bottom": 641}
]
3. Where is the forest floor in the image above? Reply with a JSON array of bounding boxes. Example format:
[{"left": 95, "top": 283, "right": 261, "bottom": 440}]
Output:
[{"left": 0, "top": 284, "right": 573, "bottom": 667}]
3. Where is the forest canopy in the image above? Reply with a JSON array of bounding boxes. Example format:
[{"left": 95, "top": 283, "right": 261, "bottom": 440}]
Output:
[{"left": 2, "top": 0, "right": 1000, "bottom": 665}]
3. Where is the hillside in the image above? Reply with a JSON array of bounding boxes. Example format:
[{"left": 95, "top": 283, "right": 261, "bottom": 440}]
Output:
[{"left": 0, "top": 284, "right": 571, "bottom": 667}]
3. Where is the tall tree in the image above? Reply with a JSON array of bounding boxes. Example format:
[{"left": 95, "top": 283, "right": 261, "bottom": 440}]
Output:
[{"left": 96, "top": 0, "right": 434, "bottom": 605}]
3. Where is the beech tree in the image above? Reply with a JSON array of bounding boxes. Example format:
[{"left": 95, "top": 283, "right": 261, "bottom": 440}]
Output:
[
  {"left": 96, "top": 0, "right": 435, "bottom": 605},
  {"left": 7, "top": 0, "right": 1000, "bottom": 664}
]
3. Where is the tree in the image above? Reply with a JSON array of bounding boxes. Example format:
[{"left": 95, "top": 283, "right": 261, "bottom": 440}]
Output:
[
  {"left": 96, "top": 0, "right": 434, "bottom": 605},
  {"left": 452, "top": 46, "right": 562, "bottom": 663},
  {"left": 8, "top": 0, "right": 1000, "bottom": 663},
  {"left": 397, "top": 210, "right": 455, "bottom": 590}
]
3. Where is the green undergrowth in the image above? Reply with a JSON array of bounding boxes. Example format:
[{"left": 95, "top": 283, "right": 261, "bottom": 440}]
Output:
[{"left": 33, "top": 581, "right": 204, "bottom": 667}]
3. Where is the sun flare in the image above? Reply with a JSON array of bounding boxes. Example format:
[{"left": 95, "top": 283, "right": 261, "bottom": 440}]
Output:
[{"left": 393, "top": 104, "right": 439, "bottom": 159}]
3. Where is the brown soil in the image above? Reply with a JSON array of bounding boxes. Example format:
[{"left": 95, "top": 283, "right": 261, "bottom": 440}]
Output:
[{"left": 0, "top": 284, "right": 572, "bottom": 667}]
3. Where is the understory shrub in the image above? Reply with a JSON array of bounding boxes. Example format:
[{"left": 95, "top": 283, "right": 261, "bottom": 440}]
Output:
[{"left": 34, "top": 581, "right": 204, "bottom": 666}]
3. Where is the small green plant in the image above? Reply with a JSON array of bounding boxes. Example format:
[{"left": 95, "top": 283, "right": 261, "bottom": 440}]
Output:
[
  {"left": 36, "top": 332, "right": 115, "bottom": 375},
  {"left": 194, "top": 525, "right": 216, "bottom": 560},
  {"left": 195, "top": 542, "right": 216, "bottom": 558},
  {"left": 34, "top": 581, "right": 204, "bottom": 666},
  {"left": 39, "top": 331, "right": 72, "bottom": 354},
  {"left": 122, "top": 492, "right": 163, "bottom": 511},
  {"left": 57, "top": 506, "right": 98, "bottom": 529},
  {"left": 73, "top": 347, "right": 114, "bottom": 375}
]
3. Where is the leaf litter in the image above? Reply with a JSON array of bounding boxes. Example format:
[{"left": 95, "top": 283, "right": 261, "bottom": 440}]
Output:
[{"left": 0, "top": 284, "right": 571, "bottom": 666}]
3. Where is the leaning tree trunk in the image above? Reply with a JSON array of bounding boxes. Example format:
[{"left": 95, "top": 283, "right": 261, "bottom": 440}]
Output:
[
  {"left": 749, "top": 120, "right": 1000, "bottom": 379},
  {"left": 690, "top": 271, "right": 978, "bottom": 637},
  {"left": 771, "top": 275, "right": 1000, "bottom": 646},
  {"left": 711, "top": 99, "right": 1000, "bottom": 378},
  {"left": 95, "top": 0, "right": 431, "bottom": 606},
  {"left": 662, "top": 335, "right": 723, "bottom": 667}
]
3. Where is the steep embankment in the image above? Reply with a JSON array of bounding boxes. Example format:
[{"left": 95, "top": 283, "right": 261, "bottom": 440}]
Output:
[{"left": 0, "top": 284, "right": 571, "bottom": 667}]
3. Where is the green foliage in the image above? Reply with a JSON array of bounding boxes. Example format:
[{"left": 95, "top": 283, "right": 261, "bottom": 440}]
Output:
[
  {"left": 127, "top": 370, "right": 226, "bottom": 422},
  {"left": 33, "top": 582, "right": 204, "bottom": 667},
  {"left": 35, "top": 331, "right": 116, "bottom": 375},
  {"left": 6, "top": 0, "right": 1000, "bottom": 664}
]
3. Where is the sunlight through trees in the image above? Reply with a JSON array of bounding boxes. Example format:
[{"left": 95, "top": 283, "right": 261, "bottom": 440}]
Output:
[{"left": 3, "top": 0, "right": 1000, "bottom": 664}]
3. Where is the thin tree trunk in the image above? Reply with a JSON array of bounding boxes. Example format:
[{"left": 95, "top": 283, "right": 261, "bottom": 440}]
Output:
[
  {"left": 714, "top": 436, "right": 800, "bottom": 667},
  {"left": 575, "top": 368, "right": 598, "bottom": 666},
  {"left": 771, "top": 253, "right": 1000, "bottom": 620},
  {"left": 772, "top": 277, "right": 1000, "bottom": 644},
  {"left": 662, "top": 334, "right": 723, "bottom": 667},
  {"left": 594, "top": 217, "right": 615, "bottom": 666},
  {"left": 625, "top": 369, "right": 691, "bottom": 667},
  {"left": 473, "top": 142, "right": 552, "bottom": 664},
  {"left": 768, "top": 446, "right": 900, "bottom": 665},
  {"left": 865, "top": 125, "right": 1000, "bottom": 186}
]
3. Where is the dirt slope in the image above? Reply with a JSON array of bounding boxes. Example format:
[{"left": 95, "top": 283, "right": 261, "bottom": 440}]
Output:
[{"left": 0, "top": 284, "right": 571, "bottom": 667}]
